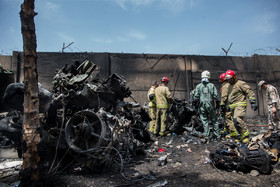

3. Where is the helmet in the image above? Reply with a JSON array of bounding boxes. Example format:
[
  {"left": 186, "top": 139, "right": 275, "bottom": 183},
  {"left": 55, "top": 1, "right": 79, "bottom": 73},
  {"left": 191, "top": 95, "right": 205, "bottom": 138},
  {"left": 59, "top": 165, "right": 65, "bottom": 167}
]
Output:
[
  {"left": 225, "top": 70, "right": 236, "bottom": 80},
  {"left": 152, "top": 80, "right": 158, "bottom": 86},
  {"left": 219, "top": 73, "right": 226, "bottom": 82},
  {"left": 201, "top": 70, "right": 210, "bottom": 79},
  {"left": 258, "top": 80, "right": 266, "bottom": 90},
  {"left": 161, "top": 77, "right": 169, "bottom": 83}
]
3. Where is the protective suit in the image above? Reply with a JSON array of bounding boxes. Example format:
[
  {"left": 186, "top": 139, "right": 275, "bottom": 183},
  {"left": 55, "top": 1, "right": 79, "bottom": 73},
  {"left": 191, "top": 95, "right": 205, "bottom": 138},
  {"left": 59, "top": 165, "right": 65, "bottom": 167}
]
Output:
[{"left": 193, "top": 71, "right": 220, "bottom": 140}]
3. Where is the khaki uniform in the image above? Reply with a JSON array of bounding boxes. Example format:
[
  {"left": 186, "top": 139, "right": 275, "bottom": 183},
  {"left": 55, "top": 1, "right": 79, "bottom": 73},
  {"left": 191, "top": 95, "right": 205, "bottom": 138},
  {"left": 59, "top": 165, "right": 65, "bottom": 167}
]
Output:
[
  {"left": 220, "top": 81, "right": 237, "bottom": 136},
  {"left": 147, "top": 85, "right": 157, "bottom": 132},
  {"left": 154, "top": 84, "right": 172, "bottom": 136},
  {"left": 265, "top": 85, "right": 280, "bottom": 130},
  {"left": 221, "top": 79, "right": 256, "bottom": 140}
]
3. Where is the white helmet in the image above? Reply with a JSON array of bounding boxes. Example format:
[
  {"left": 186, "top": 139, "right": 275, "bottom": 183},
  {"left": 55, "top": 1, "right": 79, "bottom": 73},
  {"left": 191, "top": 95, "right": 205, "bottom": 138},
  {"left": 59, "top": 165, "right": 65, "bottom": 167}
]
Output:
[{"left": 201, "top": 70, "right": 210, "bottom": 79}]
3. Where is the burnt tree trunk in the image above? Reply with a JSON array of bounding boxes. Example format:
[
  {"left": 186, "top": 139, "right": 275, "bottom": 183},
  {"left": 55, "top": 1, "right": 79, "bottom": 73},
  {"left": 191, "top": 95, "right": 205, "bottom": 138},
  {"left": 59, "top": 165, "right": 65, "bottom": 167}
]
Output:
[{"left": 19, "top": 0, "right": 41, "bottom": 185}]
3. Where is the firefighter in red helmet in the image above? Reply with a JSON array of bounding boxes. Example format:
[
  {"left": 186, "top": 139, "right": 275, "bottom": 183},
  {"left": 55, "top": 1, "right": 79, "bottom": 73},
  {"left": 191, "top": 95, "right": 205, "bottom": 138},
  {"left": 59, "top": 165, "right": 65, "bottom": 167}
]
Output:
[
  {"left": 219, "top": 72, "right": 238, "bottom": 139},
  {"left": 221, "top": 70, "right": 258, "bottom": 143},
  {"left": 219, "top": 73, "right": 226, "bottom": 83},
  {"left": 154, "top": 77, "right": 173, "bottom": 136}
]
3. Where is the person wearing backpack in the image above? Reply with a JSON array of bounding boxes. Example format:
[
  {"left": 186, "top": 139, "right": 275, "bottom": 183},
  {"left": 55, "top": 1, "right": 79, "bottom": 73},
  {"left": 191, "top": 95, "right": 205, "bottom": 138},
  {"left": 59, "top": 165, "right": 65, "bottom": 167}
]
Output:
[{"left": 193, "top": 70, "right": 221, "bottom": 142}]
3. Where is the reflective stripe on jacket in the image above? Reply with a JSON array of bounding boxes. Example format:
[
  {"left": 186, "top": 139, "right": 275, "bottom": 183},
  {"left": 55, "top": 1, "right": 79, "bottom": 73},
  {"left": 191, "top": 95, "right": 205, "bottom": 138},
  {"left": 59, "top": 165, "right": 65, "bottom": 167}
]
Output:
[{"left": 224, "top": 79, "right": 256, "bottom": 109}]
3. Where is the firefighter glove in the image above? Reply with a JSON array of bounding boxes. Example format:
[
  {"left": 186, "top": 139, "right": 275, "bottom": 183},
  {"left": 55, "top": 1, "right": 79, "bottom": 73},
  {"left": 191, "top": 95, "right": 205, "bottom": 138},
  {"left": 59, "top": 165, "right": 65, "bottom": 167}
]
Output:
[
  {"left": 192, "top": 99, "right": 198, "bottom": 107},
  {"left": 149, "top": 94, "right": 154, "bottom": 101},
  {"left": 250, "top": 99, "right": 258, "bottom": 111},
  {"left": 220, "top": 105, "right": 226, "bottom": 113}
]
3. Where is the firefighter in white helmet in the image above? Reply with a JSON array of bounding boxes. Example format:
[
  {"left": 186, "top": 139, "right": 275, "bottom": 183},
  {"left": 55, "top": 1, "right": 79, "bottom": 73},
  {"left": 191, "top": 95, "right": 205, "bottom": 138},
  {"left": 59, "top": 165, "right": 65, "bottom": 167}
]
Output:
[{"left": 193, "top": 70, "right": 220, "bottom": 142}]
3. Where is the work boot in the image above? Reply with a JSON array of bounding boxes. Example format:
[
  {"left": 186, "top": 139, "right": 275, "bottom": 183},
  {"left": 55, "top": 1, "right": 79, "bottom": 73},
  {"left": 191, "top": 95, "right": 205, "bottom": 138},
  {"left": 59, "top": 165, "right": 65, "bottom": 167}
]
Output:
[
  {"left": 201, "top": 137, "right": 210, "bottom": 144},
  {"left": 220, "top": 128, "right": 228, "bottom": 134},
  {"left": 268, "top": 125, "right": 274, "bottom": 131},
  {"left": 241, "top": 137, "right": 249, "bottom": 144},
  {"left": 226, "top": 135, "right": 240, "bottom": 143},
  {"left": 214, "top": 136, "right": 221, "bottom": 142},
  {"left": 225, "top": 134, "right": 231, "bottom": 139},
  {"left": 159, "top": 132, "right": 167, "bottom": 137}
]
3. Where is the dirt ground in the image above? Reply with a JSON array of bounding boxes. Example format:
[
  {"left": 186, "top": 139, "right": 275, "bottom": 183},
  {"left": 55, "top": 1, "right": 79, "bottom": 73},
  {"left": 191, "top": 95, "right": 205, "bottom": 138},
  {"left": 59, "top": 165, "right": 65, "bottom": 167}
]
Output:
[{"left": 1, "top": 119, "right": 280, "bottom": 187}]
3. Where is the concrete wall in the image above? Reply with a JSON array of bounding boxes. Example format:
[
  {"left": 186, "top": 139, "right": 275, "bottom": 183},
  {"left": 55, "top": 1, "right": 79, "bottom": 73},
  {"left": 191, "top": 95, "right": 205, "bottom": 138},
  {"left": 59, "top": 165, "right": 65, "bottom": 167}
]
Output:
[
  {"left": 0, "top": 55, "right": 13, "bottom": 70},
  {"left": 1, "top": 52, "right": 280, "bottom": 118}
]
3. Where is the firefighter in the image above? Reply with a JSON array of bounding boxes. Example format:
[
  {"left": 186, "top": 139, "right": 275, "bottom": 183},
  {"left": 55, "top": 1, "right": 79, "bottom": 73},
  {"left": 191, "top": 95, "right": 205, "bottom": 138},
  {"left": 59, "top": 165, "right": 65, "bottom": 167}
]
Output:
[
  {"left": 221, "top": 70, "right": 258, "bottom": 143},
  {"left": 147, "top": 80, "right": 158, "bottom": 132},
  {"left": 154, "top": 77, "right": 173, "bottom": 136},
  {"left": 258, "top": 80, "right": 280, "bottom": 131},
  {"left": 193, "top": 70, "right": 220, "bottom": 142},
  {"left": 219, "top": 73, "right": 238, "bottom": 139}
]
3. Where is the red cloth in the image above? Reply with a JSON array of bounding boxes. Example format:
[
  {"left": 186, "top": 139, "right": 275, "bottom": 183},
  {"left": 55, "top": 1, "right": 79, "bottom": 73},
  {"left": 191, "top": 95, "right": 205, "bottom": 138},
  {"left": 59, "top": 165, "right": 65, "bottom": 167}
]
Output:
[{"left": 158, "top": 148, "right": 165, "bottom": 152}]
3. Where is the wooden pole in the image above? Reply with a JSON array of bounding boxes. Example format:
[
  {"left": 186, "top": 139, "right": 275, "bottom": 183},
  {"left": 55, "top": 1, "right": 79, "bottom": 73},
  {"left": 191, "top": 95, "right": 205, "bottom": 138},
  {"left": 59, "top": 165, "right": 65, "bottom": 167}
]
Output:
[{"left": 19, "top": 0, "right": 41, "bottom": 185}]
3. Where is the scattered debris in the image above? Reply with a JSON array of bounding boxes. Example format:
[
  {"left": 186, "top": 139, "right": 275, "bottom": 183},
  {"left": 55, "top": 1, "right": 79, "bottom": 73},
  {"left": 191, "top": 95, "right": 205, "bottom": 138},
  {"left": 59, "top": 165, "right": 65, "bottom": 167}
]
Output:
[
  {"left": 250, "top": 170, "right": 260, "bottom": 177},
  {"left": 147, "top": 179, "right": 168, "bottom": 187},
  {"left": 158, "top": 155, "right": 167, "bottom": 166},
  {"left": 0, "top": 159, "right": 22, "bottom": 180}
]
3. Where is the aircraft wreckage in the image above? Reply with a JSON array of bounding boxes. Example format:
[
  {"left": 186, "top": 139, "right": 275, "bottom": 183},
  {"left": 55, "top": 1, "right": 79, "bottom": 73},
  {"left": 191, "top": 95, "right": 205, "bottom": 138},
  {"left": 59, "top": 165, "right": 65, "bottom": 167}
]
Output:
[{"left": 0, "top": 60, "right": 201, "bottom": 174}]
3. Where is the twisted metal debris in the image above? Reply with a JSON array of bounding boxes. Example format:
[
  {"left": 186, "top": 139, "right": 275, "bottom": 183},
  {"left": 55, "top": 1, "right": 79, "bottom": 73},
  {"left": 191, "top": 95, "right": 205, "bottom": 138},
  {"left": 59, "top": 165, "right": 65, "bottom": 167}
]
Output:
[{"left": 0, "top": 60, "right": 151, "bottom": 174}]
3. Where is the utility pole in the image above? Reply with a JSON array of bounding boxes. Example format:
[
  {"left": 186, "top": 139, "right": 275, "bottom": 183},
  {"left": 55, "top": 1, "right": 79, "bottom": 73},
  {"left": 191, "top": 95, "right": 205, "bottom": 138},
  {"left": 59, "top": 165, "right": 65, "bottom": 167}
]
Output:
[{"left": 19, "top": 0, "right": 41, "bottom": 186}]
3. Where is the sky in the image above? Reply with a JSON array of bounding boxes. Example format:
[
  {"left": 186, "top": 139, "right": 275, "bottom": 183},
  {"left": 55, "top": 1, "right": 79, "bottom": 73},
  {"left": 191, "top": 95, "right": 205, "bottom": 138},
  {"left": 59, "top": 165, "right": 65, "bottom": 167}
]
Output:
[{"left": 0, "top": 0, "right": 280, "bottom": 56}]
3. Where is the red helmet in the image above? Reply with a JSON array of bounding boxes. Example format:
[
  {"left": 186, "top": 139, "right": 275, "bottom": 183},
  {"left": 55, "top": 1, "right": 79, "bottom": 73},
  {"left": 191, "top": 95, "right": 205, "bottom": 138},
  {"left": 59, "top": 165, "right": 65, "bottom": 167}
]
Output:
[
  {"left": 161, "top": 77, "right": 169, "bottom": 83},
  {"left": 225, "top": 70, "right": 236, "bottom": 80},
  {"left": 219, "top": 73, "right": 226, "bottom": 82}
]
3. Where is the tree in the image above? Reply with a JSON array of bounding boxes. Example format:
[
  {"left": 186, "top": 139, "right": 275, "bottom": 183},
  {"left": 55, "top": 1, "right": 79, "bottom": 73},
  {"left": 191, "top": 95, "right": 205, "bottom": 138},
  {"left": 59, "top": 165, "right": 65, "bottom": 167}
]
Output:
[{"left": 19, "top": 0, "right": 41, "bottom": 185}]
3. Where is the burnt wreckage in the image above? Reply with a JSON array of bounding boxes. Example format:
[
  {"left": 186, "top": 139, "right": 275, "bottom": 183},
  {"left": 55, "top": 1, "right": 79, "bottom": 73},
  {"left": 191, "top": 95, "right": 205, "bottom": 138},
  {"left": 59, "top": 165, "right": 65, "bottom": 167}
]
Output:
[{"left": 0, "top": 60, "right": 153, "bottom": 173}]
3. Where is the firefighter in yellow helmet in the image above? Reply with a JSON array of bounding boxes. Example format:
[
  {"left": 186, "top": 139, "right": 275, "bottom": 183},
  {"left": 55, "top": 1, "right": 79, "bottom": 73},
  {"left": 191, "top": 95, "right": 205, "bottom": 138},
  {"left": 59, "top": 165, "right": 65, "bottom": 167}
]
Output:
[
  {"left": 147, "top": 80, "right": 159, "bottom": 132},
  {"left": 221, "top": 70, "right": 258, "bottom": 143},
  {"left": 154, "top": 77, "right": 173, "bottom": 136}
]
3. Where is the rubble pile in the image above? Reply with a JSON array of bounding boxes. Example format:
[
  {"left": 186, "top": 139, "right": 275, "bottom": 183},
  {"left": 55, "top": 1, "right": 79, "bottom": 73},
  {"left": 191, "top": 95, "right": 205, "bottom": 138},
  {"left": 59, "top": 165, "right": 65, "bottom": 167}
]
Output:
[
  {"left": 209, "top": 131, "right": 280, "bottom": 174},
  {"left": 0, "top": 60, "right": 151, "bottom": 175}
]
